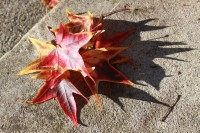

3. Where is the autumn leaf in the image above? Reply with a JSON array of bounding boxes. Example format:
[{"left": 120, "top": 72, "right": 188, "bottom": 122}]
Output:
[
  {"left": 93, "top": 21, "right": 137, "bottom": 64},
  {"left": 39, "top": 23, "right": 94, "bottom": 82},
  {"left": 83, "top": 47, "right": 133, "bottom": 85},
  {"left": 66, "top": 9, "right": 93, "bottom": 32},
  {"left": 82, "top": 47, "right": 134, "bottom": 107},
  {"left": 81, "top": 16, "right": 137, "bottom": 49},
  {"left": 19, "top": 9, "right": 136, "bottom": 126},
  {"left": 81, "top": 28, "right": 137, "bottom": 66},
  {"left": 17, "top": 37, "right": 55, "bottom": 76},
  {"left": 95, "top": 28, "right": 137, "bottom": 48},
  {"left": 110, "top": 54, "right": 133, "bottom": 64},
  {"left": 50, "top": 9, "right": 94, "bottom": 34},
  {"left": 41, "top": 0, "right": 59, "bottom": 8},
  {"left": 27, "top": 71, "right": 88, "bottom": 126}
]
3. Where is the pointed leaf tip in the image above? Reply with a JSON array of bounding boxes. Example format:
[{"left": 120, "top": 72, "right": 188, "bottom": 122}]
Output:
[
  {"left": 25, "top": 100, "right": 33, "bottom": 104},
  {"left": 127, "top": 80, "right": 134, "bottom": 87},
  {"left": 87, "top": 11, "right": 92, "bottom": 16},
  {"left": 66, "top": 8, "right": 71, "bottom": 15}
]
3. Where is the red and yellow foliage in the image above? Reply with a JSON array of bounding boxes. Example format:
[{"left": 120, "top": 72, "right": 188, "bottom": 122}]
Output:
[{"left": 18, "top": 9, "right": 137, "bottom": 125}]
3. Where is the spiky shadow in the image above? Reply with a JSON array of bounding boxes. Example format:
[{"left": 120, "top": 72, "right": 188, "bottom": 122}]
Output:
[
  {"left": 129, "top": 41, "right": 191, "bottom": 90},
  {"left": 73, "top": 18, "right": 192, "bottom": 125},
  {"left": 101, "top": 18, "right": 192, "bottom": 90}
]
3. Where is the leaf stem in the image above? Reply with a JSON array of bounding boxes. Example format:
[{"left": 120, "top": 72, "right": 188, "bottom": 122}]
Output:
[
  {"left": 161, "top": 95, "right": 181, "bottom": 122},
  {"left": 102, "top": 7, "right": 133, "bottom": 19}
]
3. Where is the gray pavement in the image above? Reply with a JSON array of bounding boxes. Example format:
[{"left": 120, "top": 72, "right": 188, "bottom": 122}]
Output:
[
  {"left": 0, "top": 0, "right": 46, "bottom": 57},
  {"left": 0, "top": 0, "right": 200, "bottom": 132}
]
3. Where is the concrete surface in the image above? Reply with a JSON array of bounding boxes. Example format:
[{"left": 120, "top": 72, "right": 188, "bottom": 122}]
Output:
[
  {"left": 0, "top": 0, "right": 46, "bottom": 57},
  {"left": 0, "top": 0, "right": 200, "bottom": 132}
]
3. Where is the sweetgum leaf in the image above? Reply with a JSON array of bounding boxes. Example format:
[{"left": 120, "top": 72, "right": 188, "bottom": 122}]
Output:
[
  {"left": 55, "top": 23, "right": 93, "bottom": 49},
  {"left": 17, "top": 37, "right": 55, "bottom": 76},
  {"left": 82, "top": 47, "right": 134, "bottom": 106},
  {"left": 28, "top": 72, "right": 88, "bottom": 126},
  {"left": 110, "top": 54, "right": 131, "bottom": 64},
  {"left": 39, "top": 23, "right": 94, "bottom": 82},
  {"left": 50, "top": 10, "right": 94, "bottom": 34},
  {"left": 19, "top": 9, "right": 136, "bottom": 126},
  {"left": 41, "top": 0, "right": 59, "bottom": 8},
  {"left": 33, "top": 67, "right": 64, "bottom": 81},
  {"left": 56, "top": 79, "right": 88, "bottom": 126},
  {"left": 83, "top": 47, "right": 133, "bottom": 85},
  {"left": 66, "top": 9, "right": 93, "bottom": 32},
  {"left": 92, "top": 21, "right": 137, "bottom": 65},
  {"left": 95, "top": 29, "right": 137, "bottom": 48},
  {"left": 87, "top": 16, "right": 137, "bottom": 48}
]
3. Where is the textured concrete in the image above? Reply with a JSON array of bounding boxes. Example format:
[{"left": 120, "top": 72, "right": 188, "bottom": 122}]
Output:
[
  {"left": 0, "top": 0, "right": 200, "bottom": 132},
  {"left": 0, "top": 0, "right": 46, "bottom": 57}
]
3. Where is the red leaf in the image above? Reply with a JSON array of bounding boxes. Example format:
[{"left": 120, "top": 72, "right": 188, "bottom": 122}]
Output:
[
  {"left": 39, "top": 23, "right": 94, "bottom": 82},
  {"left": 50, "top": 10, "right": 94, "bottom": 34},
  {"left": 56, "top": 79, "right": 88, "bottom": 126},
  {"left": 110, "top": 54, "right": 133, "bottom": 64},
  {"left": 83, "top": 47, "right": 133, "bottom": 85},
  {"left": 95, "top": 29, "right": 137, "bottom": 48},
  {"left": 41, "top": 0, "right": 59, "bottom": 8},
  {"left": 82, "top": 47, "right": 133, "bottom": 106},
  {"left": 19, "top": 10, "right": 136, "bottom": 126},
  {"left": 66, "top": 9, "right": 93, "bottom": 32},
  {"left": 87, "top": 16, "right": 137, "bottom": 48},
  {"left": 33, "top": 67, "right": 64, "bottom": 81},
  {"left": 17, "top": 37, "right": 56, "bottom": 76},
  {"left": 28, "top": 72, "right": 88, "bottom": 126}
]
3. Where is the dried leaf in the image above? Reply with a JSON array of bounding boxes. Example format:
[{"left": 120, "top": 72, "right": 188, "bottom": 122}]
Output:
[
  {"left": 28, "top": 71, "right": 88, "bottom": 126},
  {"left": 39, "top": 23, "right": 94, "bottom": 82},
  {"left": 41, "top": 0, "right": 59, "bottom": 8},
  {"left": 19, "top": 9, "right": 136, "bottom": 126},
  {"left": 82, "top": 47, "right": 134, "bottom": 107}
]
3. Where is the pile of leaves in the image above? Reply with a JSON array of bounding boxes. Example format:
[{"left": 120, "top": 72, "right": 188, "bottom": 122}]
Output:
[{"left": 18, "top": 9, "right": 136, "bottom": 126}]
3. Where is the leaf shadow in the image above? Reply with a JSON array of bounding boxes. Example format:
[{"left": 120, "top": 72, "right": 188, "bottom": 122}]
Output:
[
  {"left": 73, "top": 18, "right": 193, "bottom": 125},
  {"left": 101, "top": 18, "right": 192, "bottom": 90}
]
